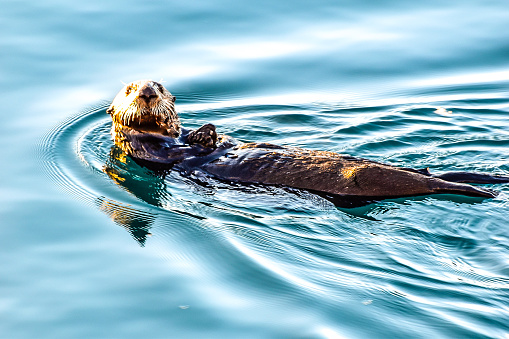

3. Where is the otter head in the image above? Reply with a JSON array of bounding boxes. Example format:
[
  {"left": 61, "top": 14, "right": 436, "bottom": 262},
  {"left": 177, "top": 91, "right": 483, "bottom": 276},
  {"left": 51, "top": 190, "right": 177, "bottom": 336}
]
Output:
[{"left": 107, "top": 80, "right": 180, "bottom": 145}]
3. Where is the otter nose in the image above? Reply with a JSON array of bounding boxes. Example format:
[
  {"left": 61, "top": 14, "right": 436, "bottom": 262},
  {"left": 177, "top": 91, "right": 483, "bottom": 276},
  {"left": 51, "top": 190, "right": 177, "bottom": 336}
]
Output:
[{"left": 139, "top": 84, "right": 158, "bottom": 104}]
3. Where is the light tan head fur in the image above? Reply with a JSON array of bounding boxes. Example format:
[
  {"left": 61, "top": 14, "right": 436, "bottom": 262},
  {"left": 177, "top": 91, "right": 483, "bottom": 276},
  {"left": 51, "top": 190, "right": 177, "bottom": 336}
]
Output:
[{"left": 107, "top": 80, "right": 181, "bottom": 143}]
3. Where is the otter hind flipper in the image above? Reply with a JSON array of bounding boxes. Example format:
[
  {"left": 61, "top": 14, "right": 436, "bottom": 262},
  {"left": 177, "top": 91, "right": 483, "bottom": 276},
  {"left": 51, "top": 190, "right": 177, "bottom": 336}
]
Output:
[{"left": 434, "top": 172, "right": 509, "bottom": 184}]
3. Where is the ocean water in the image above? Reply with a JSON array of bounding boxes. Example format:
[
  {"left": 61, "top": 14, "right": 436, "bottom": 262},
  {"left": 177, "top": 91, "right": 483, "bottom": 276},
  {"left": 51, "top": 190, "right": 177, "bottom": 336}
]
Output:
[{"left": 1, "top": 0, "right": 509, "bottom": 338}]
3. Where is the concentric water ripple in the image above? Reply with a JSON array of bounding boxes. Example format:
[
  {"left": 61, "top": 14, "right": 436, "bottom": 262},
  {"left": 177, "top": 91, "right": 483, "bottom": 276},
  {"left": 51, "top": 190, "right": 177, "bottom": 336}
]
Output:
[{"left": 40, "top": 95, "right": 509, "bottom": 337}]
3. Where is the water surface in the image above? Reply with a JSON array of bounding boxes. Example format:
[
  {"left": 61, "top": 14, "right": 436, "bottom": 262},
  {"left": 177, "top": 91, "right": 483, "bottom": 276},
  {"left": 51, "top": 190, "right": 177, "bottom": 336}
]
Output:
[{"left": 1, "top": 0, "right": 509, "bottom": 338}]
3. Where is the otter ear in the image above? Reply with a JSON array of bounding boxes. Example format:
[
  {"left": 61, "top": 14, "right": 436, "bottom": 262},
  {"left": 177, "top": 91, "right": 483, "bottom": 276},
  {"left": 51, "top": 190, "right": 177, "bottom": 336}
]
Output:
[
  {"left": 106, "top": 106, "right": 114, "bottom": 115},
  {"left": 172, "top": 96, "right": 176, "bottom": 103}
]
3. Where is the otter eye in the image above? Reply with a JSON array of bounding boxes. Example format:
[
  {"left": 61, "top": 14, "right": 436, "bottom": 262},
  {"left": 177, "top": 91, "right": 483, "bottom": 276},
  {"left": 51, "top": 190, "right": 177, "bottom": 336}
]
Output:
[
  {"left": 156, "top": 83, "right": 165, "bottom": 93},
  {"left": 172, "top": 96, "right": 176, "bottom": 103},
  {"left": 125, "top": 85, "right": 133, "bottom": 96}
]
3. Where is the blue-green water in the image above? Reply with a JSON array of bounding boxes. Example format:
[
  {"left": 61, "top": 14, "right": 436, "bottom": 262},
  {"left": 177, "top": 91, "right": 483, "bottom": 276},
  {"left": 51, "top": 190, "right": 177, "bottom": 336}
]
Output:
[{"left": 2, "top": 1, "right": 509, "bottom": 338}]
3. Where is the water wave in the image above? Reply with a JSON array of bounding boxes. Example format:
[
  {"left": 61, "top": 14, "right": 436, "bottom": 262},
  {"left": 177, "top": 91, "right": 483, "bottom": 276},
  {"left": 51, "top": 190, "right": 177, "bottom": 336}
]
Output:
[{"left": 40, "top": 93, "right": 509, "bottom": 337}]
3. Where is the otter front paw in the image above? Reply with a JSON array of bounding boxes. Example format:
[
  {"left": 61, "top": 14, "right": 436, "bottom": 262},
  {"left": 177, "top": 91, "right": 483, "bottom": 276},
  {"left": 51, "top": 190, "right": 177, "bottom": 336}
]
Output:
[{"left": 188, "top": 123, "right": 218, "bottom": 148}]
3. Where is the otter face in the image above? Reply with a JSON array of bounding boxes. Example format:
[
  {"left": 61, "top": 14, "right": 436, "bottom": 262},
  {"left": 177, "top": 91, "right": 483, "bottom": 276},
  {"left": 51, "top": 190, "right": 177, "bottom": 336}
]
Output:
[{"left": 107, "top": 80, "right": 180, "bottom": 138}]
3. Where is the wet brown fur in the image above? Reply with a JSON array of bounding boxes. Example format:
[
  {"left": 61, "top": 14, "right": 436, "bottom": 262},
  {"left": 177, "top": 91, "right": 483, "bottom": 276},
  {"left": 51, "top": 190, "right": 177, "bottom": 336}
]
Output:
[{"left": 107, "top": 80, "right": 505, "bottom": 205}]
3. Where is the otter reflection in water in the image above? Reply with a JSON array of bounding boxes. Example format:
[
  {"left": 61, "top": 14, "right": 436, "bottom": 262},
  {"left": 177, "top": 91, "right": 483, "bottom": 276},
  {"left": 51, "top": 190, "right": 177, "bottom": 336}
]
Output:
[
  {"left": 99, "top": 146, "right": 163, "bottom": 246},
  {"left": 104, "top": 79, "right": 509, "bottom": 209}
]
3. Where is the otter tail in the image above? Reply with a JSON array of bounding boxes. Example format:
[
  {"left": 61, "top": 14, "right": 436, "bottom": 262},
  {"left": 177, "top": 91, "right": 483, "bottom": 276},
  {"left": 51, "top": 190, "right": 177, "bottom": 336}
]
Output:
[{"left": 430, "top": 179, "right": 498, "bottom": 198}]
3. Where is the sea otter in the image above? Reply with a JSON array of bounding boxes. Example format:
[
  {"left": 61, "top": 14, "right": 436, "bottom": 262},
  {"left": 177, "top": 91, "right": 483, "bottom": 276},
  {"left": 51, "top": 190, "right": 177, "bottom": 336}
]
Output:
[{"left": 106, "top": 79, "right": 509, "bottom": 207}]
